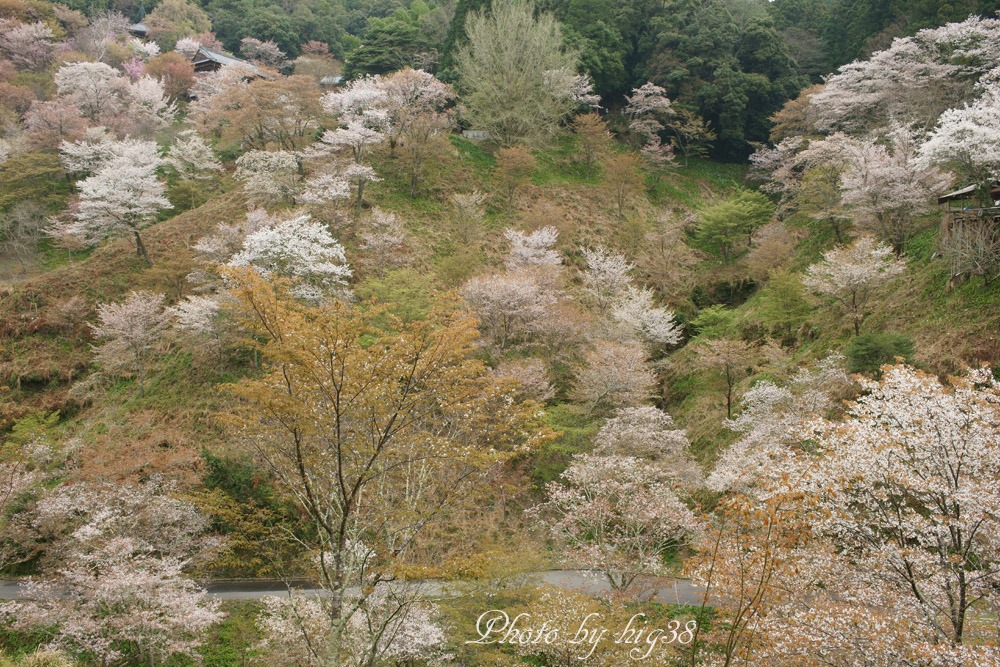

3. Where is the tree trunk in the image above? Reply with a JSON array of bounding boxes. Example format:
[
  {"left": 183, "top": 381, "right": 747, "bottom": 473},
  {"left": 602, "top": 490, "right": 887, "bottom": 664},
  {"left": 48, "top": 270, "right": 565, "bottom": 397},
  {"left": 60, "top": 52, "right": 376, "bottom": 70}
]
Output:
[
  {"left": 355, "top": 181, "right": 366, "bottom": 220},
  {"left": 136, "top": 350, "right": 145, "bottom": 397},
  {"left": 409, "top": 152, "right": 421, "bottom": 198},
  {"left": 725, "top": 367, "right": 734, "bottom": 419},
  {"left": 134, "top": 229, "right": 152, "bottom": 267}
]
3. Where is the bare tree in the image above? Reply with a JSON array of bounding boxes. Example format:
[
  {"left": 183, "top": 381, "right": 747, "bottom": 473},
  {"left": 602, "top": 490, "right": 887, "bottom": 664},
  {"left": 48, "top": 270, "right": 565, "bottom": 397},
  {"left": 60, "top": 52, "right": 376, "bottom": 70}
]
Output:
[
  {"left": 0, "top": 202, "right": 46, "bottom": 272},
  {"left": 941, "top": 218, "right": 1000, "bottom": 285}
]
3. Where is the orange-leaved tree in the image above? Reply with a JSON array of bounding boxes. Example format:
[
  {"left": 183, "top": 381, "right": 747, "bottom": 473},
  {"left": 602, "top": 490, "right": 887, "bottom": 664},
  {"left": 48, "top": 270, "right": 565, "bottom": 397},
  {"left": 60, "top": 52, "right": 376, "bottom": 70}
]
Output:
[{"left": 220, "top": 268, "right": 552, "bottom": 665}]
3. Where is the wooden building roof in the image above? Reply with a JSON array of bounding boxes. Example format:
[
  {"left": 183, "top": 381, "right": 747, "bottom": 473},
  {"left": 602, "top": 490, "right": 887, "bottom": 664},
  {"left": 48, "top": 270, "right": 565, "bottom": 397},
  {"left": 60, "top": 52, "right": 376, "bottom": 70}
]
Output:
[
  {"left": 938, "top": 182, "right": 1000, "bottom": 205},
  {"left": 191, "top": 46, "right": 272, "bottom": 79}
]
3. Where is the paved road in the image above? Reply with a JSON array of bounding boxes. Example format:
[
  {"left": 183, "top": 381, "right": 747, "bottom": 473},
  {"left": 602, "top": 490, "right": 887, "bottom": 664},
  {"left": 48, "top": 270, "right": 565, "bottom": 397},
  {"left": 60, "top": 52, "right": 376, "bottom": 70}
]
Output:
[{"left": 0, "top": 571, "right": 707, "bottom": 606}]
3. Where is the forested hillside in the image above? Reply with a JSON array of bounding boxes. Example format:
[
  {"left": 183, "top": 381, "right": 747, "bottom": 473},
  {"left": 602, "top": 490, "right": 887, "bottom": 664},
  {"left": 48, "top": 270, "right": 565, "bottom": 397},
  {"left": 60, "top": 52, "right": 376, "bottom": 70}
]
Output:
[{"left": 1, "top": 0, "right": 1000, "bottom": 665}]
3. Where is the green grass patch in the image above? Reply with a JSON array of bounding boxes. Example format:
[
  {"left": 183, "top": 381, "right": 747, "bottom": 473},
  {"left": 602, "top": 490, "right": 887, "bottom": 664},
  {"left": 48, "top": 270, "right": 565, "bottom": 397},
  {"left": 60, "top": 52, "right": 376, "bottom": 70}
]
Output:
[
  {"left": 530, "top": 135, "right": 594, "bottom": 186},
  {"left": 449, "top": 135, "right": 496, "bottom": 172},
  {"left": 529, "top": 403, "right": 601, "bottom": 488},
  {"left": 192, "top": 602, "right": 262, "bottom": 667}
]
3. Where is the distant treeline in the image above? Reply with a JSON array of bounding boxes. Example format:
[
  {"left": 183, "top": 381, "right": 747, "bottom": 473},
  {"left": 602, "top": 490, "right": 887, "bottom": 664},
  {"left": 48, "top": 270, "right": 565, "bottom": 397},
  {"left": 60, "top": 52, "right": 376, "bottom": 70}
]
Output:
[{"left": 54, "top": 0, "right": 1000, "bottom": 157}]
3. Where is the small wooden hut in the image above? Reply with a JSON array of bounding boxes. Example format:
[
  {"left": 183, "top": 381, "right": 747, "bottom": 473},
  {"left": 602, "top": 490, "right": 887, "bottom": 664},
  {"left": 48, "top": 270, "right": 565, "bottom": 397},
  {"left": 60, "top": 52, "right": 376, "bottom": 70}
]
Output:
[{"left": 937, "top": 182, "right": 1000, "bottom": 285}]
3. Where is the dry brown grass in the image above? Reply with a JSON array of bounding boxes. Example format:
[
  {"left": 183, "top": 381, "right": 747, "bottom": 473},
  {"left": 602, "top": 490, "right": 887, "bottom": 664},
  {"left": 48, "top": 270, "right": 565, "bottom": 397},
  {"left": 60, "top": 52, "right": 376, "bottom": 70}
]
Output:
[{"left": 0, "top": 192, "right": 248, "bottom": 433}]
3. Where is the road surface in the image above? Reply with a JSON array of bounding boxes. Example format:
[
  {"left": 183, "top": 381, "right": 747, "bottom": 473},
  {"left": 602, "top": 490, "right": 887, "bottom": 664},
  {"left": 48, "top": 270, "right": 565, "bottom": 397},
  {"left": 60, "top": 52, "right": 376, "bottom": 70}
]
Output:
[{"left": 0, "top": 571, "right": 707, "bottom": 605}]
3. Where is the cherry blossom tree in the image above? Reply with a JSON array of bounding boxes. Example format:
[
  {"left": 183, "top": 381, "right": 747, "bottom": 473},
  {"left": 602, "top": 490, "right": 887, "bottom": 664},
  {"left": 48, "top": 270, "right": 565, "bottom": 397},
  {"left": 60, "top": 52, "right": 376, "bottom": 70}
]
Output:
[
  {"left": 321, "top": 75, "right": 387, "bottom": 119},
  {"left": 342, "top": 163, "right": 383, "bottom": 215},
  {"left": 376, "top": 69, "right": 455, "bottom": 195},
  {"left": 918, "top": 87, "right": 1000, "bottom": 191},
  {"left": 61, "top": 130, "right": 122, "bottom": 175},
  {"left": 10, "top": 540, "right": 223, "bottom": 666},
  {"left": 298, "top": 172, "right": 351, "bottom": 208},
  {"left": 227, "top": 214, "right": 352, "bottom": 302},
  {"left": 1, "top": 479, "right": 223, "bottom": 665},
  {"left": 624, "top": 82, "right": 674, "bottom": 147},
  {"left": 256, "top": 586, "right": 448, "bottom": 667},
  {"left": 0, "top": 20, "right": 56, "bottom": 71},
  {"left": 544, "top": 69, "right": 600, "bottom": 110},
  {"left": 165, "top": 129, "right": 222, "bottom": 180},
  {"left": 359, "top": 207, "right": 407, "bottom": 274},
  {"left": 690, "top": 362, "right": 1000, "bottom": 664},
  {"left": 802, "top": 364, "right": 1000, "bottom": 644},
  {"left": 53, "top": 62, "right": 176, "bottom": 137},
  {"left": 72, "top": 12, "right": 131, "bottom": 62},
  {"left": 129, "top": 39, "right": 161, "bottom": 62},
  {"left": 534, "top": 453, "right": 699, "bottom": 591},
  {"left": 318, "top": 77, "right": 393, "bottom": 204},
  {"left": 234, "top": 150, "right": 300, "bottom": 204},
  {"left": 752, "top": 133, "right": 856, "bottom": 243},
  {"left": 839, "top": 128, "right": 952, "bottom": 253},
  {"left": 460, "top": 271, "right": 557, "bottom": 352},
  {"left": 188, "top": 63, "right": 255, "bottom": 115},
  {"left": 24, "top": 99, "right": 88, "bottom": 149},
  {"left": 580, "top": 245, "right": 634, "bottom": 312},
  {"left": 491, "top": 357, "right": 555, "bottom": 403},
  {"left": 592, "top": 406, "right": 700, "bottom": 487},
  {"left": 239, "top": 37, "right": 286, "bottom": 68},
  {"left": 65, "top": 139, "right": 171, "bottom": 265},
  {"left": 54, "top": 62, "right": 123, "bottom": 122},
  {"left": 803, "top": 236, "right": 906, "bottom": 336},
  {"left": 808, "top": 16, "right": 1000, "bottom": 134},
  {"left": 504, "top": 226, "right": 561, "bottom": 270},
  {"left": 174, "top": 37, "right": 201, "bottom": 59},
  {"left": 749, "top": 136, "right": 807, "bottom": 204},
  {"left": 91, "top": 291, "right": 171, "bottom": 395},
  {"left": 571, "top": 340, "right": 656, "bottom": 414},
  {"left": 194, "top": 207, "right": 277, "bottom": 265},
  {"left": 120, "top": 76, "right": 176, "bottom": 137},
  {"left": 707, "top": 355, "right": 853, "bottom": 496},
  {"left": 685, "top": 356, "right": 856, "bottom": 667},
  {"left": 311, "top": 85, "right": 386, "bottom": 208},
  {"left": 609, "top": 286, "right": 682, "bottom": 346},
  {"left": 169, "top": 294, "right": 226, "bottom": 358},
  {"left": 578, "top": 245, "right": 681, "bottom": 347}
]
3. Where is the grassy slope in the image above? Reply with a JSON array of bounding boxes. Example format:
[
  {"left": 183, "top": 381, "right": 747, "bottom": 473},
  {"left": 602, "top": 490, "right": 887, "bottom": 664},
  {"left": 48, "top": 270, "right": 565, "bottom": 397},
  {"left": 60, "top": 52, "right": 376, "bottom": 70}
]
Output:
[
  {"left": 4, "top": 127, "right": 1000, "bottom": 667},
  {"left": 0, "top": 135, "right": 739, "bottom": 476},
  {"left": 663, "top": 221, "right": 1000, "bottom": 465},
  {"left": 4, "top": 129, "right": 999, "bottom": 494},
  {"left": 1, "top": 191, "right": 251, "bottom": 483}
]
